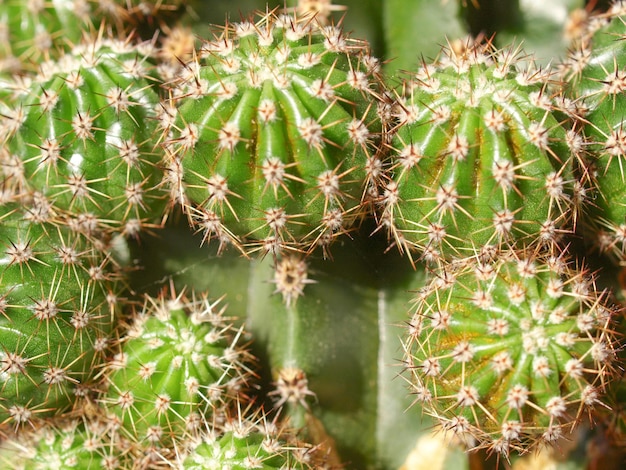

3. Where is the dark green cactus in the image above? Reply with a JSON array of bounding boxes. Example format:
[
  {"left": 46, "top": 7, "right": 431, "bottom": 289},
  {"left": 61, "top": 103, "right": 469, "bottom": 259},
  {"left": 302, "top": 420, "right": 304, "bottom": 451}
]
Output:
[{"left": 160, "top": 10, "right": 386, "bottom": 256}]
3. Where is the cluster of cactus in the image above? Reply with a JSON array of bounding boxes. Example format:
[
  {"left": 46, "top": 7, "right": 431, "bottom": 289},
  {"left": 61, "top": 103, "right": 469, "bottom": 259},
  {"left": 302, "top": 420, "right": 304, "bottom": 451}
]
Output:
[{"left": 2, "top": 0, "right": 626, "bottom": 469}]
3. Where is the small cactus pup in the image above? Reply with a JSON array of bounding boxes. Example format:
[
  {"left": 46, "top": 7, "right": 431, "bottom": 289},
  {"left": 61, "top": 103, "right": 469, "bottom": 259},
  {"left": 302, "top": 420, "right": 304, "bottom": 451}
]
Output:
[
  {"left": 0, "top": 417, "right": 127, "bottom": 470},
  {"left": 161, "top": 9, "right": 386, "bottom": 257},
  {"left": 101, "top": 287, "right": 254, "bottom": 453},
  {"left": 1, "top": 34, "right": 168, "bottom": 240},
  {"left": 0, "top": 205, "right": 121, "bottom": 430},
  {"left": 403, "top": 249, "right": 621, "bottom": 456},
  {"left": 380, "top": 40, "right": 580, "bottom": 263},
  {"left": 560, "top": 2, "right": 626, "bottom": 262},
  {"left": 181, "top": 404, "right": 325, "bottom": 469}
]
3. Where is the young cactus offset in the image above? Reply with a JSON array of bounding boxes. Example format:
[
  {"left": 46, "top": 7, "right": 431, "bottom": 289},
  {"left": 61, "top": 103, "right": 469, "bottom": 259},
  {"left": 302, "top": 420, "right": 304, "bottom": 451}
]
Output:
[
  {"left": 380, "top": 41, "right": 579, "bottom": 262},
  {"left": 161, "top": 10, "right": 386, "bottom": 256},
  {"left": 403, "top": 249, "right": 620, "bottom": 455},
  {"left": 0, "top": 205, "right": 121, "bottom": 429},
  {"left": 101, "top": 287, "right": 253, "bottom": 450},
  {"left": 1, "top": 35, "right": 167, "bottom": 239}
]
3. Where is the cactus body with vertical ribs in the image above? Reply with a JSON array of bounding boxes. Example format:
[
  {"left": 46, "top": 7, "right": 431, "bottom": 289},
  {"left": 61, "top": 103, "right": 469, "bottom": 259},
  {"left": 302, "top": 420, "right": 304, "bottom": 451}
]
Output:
[
  {"left": 380, "top": 42, "right": 579, "bottom": 262},
  {"left": 161, "top": 11, "right": 386, "bottom": 256},
  {"left": 0, "top": 37, "right": 167, "bottom": 239}
]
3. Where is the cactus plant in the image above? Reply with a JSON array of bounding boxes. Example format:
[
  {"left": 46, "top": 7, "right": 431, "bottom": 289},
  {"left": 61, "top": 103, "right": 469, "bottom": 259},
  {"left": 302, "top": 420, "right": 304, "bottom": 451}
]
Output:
[
  {"left": 160, "top": 9, "right": 386, "bottom": 256},
  {"left": 561, "top": 2, "right": 626, "bottom": 262},
  {"left": 0, "top": 0, "right": 189, "bottom": 73},
  {"left": 100, "top": 287, "right": 253, "bottom": 451},
  {"left": 0, "top": 417, "right": 127, "bottom": 469},
  {"left": 3, "top": 1, "right": 626, "bottom": 470},
  {"left": 378, "top": 39, "right": 580, "bottom": 263},
  {"left": 180, "top": 403, "right": 324, "bottom": 469},
  {"left": 0, "top": 204, "right": 121, "bottom": 429},
  {"left": 402, "top": 249, "right": 620, "bottom": 455},
  {"left": 1, "top": 34, "right": 167, "bottom": 239}
]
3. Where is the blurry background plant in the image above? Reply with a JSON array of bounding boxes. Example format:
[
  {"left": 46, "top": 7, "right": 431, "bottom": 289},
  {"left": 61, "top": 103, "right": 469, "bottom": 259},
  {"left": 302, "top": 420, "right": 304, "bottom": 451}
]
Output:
[{"left": 1, "top": 1, "right": 626, "bottom": 469}]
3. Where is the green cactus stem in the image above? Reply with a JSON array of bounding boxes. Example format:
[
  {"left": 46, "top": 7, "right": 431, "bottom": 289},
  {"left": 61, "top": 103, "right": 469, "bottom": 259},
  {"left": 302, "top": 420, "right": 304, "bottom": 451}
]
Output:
[
  {"left": 0, "top": 417, "right": 128, "bottom": 469},
  {"left": 0, "top": 205, "right": 121, "bottom": 429},
  {"left": 101, "top": 287, "right": 254, "bottom": 449},
  {"left": 560, "top": 3, "right": 626, "bottom": 262},
  {"left": 181, "top": 404, "right": 324, "bottom": 469},
  {"left": 160, "top": 10, "right": 387, "bottom": 257},
  {"left": 380, "top": 40, "right": 580, "bottom": 263},
  {"left": 0, "top": 35, "right": 167, "bottom": 239},
  {"left": 403, "top": 249, "right": 620, "bottom": 455},
  {"left": 0, "top": 0, "right": 189, "bottom": 73}
]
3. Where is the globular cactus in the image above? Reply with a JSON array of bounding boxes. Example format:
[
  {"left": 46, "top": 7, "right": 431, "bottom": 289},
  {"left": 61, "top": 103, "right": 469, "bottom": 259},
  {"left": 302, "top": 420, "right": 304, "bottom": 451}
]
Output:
[
  {"left": 160, "top": 10, "right": 386, "bottom": 256},
  {"left": 0, "top": 35, "right": 167, "bottom": 239},
  {"left": 379, "top": 40, "right": 580, "bottom": 263},
  {"left": 560, "top": 2, "right": 626, "bottom": 262},
  {"left": 181, "top": 405, "right": 324, "bottom": 469},
  {"left": 0, "top": 417, "right": 127, "bottom": 470},
  {"left": 0, "top": 204, "right": 121, "bottom": 429},
  {"left": 0, "top": 0, "right": 189, "bottom": 73},
  {"left": 403, "top": 249, "right": 620, "bottom": 455},
  {"left": 100, "top": 287, "right": 253, "bottom": 451}
]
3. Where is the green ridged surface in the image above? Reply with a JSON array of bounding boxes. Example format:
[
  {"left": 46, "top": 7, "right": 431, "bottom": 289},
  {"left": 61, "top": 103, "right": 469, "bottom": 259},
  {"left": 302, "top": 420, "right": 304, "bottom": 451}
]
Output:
[
  {"left": 0, "top": 0, "right": 188, "bottom": 73},
  {"left": 0, "top": 207, "right": 119, "bottom": 427},
  {"left": 0, "top": 419, "right": 126, "bottom": 470},
  {"left": 382, "top": 43, "right": 577, "bottom": 262},
  {"left": 182, "top": 429, "right": 315, "bottom": 470},
  {"left": 1, "top": 38, "right": 166, "bottom": 237},
  {"left": 103, "top": 290, "right": 251, "bottom": 445},
  {"left": 403, "top": 251, "right": 619, "bottom": 455},
  {"left": 0, "top": 0, "right": 96, "bottom": 71},
  {"left": 562, "top": 5, "right": 626, "bottom": 261},
  {"left": 162, "top": 11, "right": 385, "bottom": 255}
]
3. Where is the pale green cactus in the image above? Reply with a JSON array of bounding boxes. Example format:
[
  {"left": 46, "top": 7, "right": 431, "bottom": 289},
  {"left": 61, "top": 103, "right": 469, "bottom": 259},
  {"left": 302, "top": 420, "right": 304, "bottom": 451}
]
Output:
[
  {"left": 403, "top": 249, "right": 620, "bottom": 455},
  {"left": 101, "top": 287, "right": 253, "bottom": 451}
]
